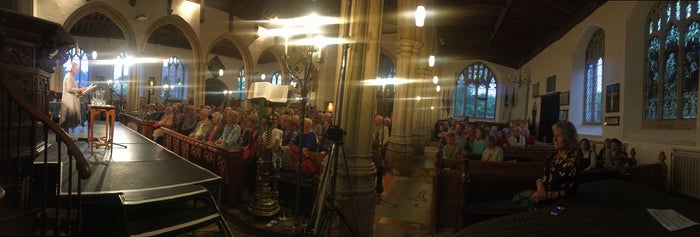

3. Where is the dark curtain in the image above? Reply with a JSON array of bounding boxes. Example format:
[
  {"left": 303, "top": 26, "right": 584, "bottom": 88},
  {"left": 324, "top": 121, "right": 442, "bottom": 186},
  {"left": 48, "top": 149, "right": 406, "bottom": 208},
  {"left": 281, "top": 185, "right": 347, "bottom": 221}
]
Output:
[{"left": 538, "top": 93, "right": 560, "bottom": 143}]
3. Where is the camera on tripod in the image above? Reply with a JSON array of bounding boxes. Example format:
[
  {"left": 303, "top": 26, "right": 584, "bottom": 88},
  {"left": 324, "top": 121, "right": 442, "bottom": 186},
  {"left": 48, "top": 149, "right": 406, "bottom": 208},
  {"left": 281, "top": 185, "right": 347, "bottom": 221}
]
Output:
[{"left": 324, "top": 125, "right": 345, "bottom": 142}]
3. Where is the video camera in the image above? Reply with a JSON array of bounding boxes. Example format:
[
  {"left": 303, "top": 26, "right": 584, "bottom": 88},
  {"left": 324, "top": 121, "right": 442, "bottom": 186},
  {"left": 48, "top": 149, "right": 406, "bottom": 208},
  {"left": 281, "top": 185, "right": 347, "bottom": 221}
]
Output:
[{"left": 324, "top": 125, "right": 345, "bottom": 142}]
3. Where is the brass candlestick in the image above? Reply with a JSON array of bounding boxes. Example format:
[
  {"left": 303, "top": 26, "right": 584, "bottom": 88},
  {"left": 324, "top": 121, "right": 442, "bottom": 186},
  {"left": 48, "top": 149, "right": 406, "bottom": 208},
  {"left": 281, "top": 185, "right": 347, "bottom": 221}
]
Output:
[{"left": 248, "top": 103, "right": 280, "bottom": 217}]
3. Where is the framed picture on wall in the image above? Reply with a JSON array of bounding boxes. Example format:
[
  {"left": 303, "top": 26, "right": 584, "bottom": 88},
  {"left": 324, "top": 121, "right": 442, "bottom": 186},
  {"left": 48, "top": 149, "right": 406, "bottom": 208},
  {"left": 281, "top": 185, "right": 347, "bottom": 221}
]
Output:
[
  {"left": 559, "top": 91, "right": 570, "bottom": 106},
  {"left": 604, "top": 116, "right": 620, "bottom": 126},
  {"left": 532, "top": 82, "right": 540, "bottom": 98},
  {"left": 606, "top": 83, "right": 620, "bottom": 113},
  {"left": 546, "top": 75, "right": 556, "bottom": 92},
  {"left": 559, "top": 109, "right": 568, "bottom": 121}
]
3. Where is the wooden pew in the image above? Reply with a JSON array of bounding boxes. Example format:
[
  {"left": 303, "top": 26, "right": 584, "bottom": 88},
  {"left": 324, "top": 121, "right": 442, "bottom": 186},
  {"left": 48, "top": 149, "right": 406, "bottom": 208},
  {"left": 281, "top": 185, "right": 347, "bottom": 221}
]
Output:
[
  {"left": 160, "top": 128, "right": 244, "bottom": 207},
  {"left": 461, "top": 160, "right": 544, "bottom": 226},
  {"left": 436, "top": 159, "right": 466, "bottom": 230},
  {"left": 502, "top": 147, "right": 554, "bottom": 163},
  {"left": 464, "top": 147, "right": 553, "bottom": 163},
  {"left": 119, "top": 113, "right": 156, "bottom": 140}
]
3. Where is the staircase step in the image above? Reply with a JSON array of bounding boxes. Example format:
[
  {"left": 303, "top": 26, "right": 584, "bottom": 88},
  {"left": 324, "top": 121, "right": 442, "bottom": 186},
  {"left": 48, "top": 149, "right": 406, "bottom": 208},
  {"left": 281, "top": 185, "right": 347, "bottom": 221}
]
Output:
[
  {"left": 119, "top": 185, "right": 231, "bottom": 237},
  {"left": 128, "top": 205, "right": 220, "bottom": 237},
  {"left": 119, "top": 185, "right": 208, "bottom": 205}
]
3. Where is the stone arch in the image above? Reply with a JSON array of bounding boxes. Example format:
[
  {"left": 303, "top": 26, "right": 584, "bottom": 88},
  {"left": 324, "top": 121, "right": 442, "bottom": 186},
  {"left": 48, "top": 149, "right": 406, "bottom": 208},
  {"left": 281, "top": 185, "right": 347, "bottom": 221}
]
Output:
[
  {"left": 208, "top": 34, "right": 253, "bottom": 79},
  {"left": 62, "top": 2, "right": 137, "bottom": 53},
  {"left": 142, "top": 15, "right": 202, "bottom": 63},
  {"left": 205, "top": 35, "right": 251, "bottom": 107},
  {"left": 143, "top": 15, "right": 203, "bottom": 105}
]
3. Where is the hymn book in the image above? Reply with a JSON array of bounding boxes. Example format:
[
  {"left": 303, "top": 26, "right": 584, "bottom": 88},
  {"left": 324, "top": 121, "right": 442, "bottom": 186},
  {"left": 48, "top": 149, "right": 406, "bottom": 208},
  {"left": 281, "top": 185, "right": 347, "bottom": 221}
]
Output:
[{"left": 247, "top": 82, "right": 289, "bottom": 103}]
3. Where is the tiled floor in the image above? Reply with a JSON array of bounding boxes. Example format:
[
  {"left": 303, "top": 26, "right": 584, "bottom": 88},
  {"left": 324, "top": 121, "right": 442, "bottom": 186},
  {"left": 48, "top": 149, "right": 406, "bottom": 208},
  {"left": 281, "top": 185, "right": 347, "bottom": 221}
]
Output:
[
  {"left": 372, "top": 145, "right": 454, "bottom": 237},
  {"left": 191, "top": 143, "right": 453, "bottom": 237}
]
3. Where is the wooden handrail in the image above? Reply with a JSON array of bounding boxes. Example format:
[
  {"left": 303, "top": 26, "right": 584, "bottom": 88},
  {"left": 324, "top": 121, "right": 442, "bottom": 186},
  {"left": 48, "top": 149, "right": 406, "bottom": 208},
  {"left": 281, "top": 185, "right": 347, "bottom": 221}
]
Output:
[{"left": 0, "top": 78, "right": 91, "bottom": 179}]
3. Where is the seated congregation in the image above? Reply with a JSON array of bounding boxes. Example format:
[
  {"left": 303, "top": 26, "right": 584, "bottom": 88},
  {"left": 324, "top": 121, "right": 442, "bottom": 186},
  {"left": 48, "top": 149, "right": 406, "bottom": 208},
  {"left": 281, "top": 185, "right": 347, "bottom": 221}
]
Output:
[
  {"left": 120, "top": 102, "right": 335, "bottom": 215},
  {"left": 435, "top": 119, "right": 669, "bottom": 231}
]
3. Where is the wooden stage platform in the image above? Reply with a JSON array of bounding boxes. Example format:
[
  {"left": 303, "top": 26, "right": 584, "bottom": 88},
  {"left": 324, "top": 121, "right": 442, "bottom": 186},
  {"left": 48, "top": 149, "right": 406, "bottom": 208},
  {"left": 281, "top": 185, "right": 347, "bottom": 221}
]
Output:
[{"left": 48, "top": 121, "right": 221, "bottom": 197}]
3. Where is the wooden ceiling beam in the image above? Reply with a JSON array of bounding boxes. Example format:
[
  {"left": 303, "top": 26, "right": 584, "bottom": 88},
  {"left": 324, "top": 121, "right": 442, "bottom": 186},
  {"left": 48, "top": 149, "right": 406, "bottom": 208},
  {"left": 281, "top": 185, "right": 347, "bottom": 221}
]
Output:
[{"left": 481, "top": 0, "right": 512, "bottom": 57}]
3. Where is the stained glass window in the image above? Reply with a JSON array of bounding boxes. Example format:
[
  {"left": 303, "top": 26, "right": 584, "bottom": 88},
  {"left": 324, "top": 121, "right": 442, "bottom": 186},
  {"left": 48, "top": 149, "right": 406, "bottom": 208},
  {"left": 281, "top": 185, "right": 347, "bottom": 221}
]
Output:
[
  {"left": 453, "top": 63, "right": 498, "bottom": 119},
  {"left": 237, "top": 66, "right": 246, "bottom": 101},
  {"left": 161, "top": 56, "right": 186, "bottom": 100},
  {"left": 645, "top": 1, "right": 700, "bottom": 125},
  {"left": 62, "top": 47, "right": 90, "bottom": 88},
  {"left": 113, "top": 52, "right": 129, "bottom": 98},
  {"left": 271, "top": 70, "right": 282, "bottom": 85},
  {"left": 584, "top": 29, "right": 604, "bottom": 124}
]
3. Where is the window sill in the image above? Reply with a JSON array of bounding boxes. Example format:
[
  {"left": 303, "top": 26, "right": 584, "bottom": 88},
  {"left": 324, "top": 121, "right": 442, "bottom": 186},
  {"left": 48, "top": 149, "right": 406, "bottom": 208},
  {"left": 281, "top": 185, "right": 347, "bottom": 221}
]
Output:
[{"left": 578, "top": 124, "right": 602, "bottom": 137}]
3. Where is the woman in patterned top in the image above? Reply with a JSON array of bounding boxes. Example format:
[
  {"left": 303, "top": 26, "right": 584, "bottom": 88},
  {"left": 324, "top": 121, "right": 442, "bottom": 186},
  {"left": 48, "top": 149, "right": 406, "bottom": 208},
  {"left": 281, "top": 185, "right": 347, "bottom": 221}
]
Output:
[
  {"left": 532, "top": 120, "right": 581, "bottom": 205},
  {"left": 442, "top": 132, "right": 464, "bottom": 160}
]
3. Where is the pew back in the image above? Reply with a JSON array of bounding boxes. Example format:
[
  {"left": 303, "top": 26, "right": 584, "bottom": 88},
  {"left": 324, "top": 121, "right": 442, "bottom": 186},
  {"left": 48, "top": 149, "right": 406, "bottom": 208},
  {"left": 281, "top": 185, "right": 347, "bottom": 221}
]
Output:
[
  {"left": 160, "top": 128, "right": 244, "bottom": 207},
  {"left": 466, "top": 160, "right": 543, "bottom": 202}
]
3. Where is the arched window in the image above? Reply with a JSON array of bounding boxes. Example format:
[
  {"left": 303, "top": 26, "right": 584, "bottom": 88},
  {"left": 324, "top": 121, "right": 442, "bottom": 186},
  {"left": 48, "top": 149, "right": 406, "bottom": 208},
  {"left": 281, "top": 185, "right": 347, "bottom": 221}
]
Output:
[
  {"left": 237, "top": 66, "right": 246, "bottom": 101},
  {"left": 645, "top": 1, "right": 700, "bottom": 128},
  {"left": 377, "top": 53, "right": 396, "bottom": 117},
  {"left": 584, "top": 29, "right": 605, "bottom": 124},
  {"left": 271, "top": 70, "right": 282, "bottom": 85},
  {"left": 62, "top": 47, "right": 90, "bottom": 88},
  {"left": 453, "top": 63, "right": 498, "bottom": 119},
  {"left": 161, "top": 56, "right": 186, "bottom": 99},
  {"left": 113, "top": 51, "right": 129, "bottom": 98}
]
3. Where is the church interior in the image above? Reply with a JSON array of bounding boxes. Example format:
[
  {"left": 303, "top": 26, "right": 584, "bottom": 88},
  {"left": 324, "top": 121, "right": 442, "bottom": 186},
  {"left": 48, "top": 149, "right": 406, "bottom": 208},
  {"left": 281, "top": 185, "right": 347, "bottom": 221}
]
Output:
[{"left": 1, "top": 0, "right": 700, "bottom": 236}]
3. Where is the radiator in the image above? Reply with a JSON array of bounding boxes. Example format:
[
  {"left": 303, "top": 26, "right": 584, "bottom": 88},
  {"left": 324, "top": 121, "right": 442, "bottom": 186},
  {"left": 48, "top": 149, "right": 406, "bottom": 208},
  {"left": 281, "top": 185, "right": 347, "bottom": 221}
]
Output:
[{"left": 671, "top": 150, "right": 700, "bottom": 199}]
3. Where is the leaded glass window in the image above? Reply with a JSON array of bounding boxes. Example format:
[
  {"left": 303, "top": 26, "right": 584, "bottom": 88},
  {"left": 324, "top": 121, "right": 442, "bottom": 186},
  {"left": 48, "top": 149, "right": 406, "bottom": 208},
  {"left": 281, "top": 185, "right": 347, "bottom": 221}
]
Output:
[
  {"left": 237, "top": 66, "right": 246, "bottom": 101},
  {"left": 62, "top": 47, "right": 90, "bottom": 88},
  {"left": 584, "top": 29, "right": 604, "bottom": 124},
  {"left": 161, "top": 56, "right": 186, "bottom": 100},
  {"left": 113, "top": 52, "right": 129, "bottom": 98},
  {"left": 271, "top": 70, "right": 282, "bottom": 85},
  {"left": 453, "top": 63, "right": 498, "bottom": 119},
  {"left": 645, "top": 1, "right": 700, "bottom": 126},
  {"left": 376, "top": 53, "right": 396, "bottom": 117}
]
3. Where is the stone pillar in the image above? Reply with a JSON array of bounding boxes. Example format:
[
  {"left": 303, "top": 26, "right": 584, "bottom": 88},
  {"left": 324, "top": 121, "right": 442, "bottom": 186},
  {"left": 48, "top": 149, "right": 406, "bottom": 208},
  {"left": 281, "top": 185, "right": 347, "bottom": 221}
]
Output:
[
  {"left": 412, "top": 65, "right": 432, "bottom": 155},
  {"left": 333, "top": 0, "right": 383, "bottom": 236},
  {"left": 192, "top": 62, "right": 206, "bottom": 106},
  {"left": 385, "top": 0, "right": 423, "bottom": 176},
  {"left": 127, "top": 62, "right": 141, "bottom": 113}
]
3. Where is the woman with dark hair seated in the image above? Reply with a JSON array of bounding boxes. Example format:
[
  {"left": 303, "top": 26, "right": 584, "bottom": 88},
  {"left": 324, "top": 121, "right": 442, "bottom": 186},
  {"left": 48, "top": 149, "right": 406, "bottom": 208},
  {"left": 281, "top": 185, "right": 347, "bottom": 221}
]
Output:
[
  {"left": 604, "top": 138, "right": 635, "bottom": 175},
  {"left": 531, "top": 121, "right": 581, "bottom": 206}
]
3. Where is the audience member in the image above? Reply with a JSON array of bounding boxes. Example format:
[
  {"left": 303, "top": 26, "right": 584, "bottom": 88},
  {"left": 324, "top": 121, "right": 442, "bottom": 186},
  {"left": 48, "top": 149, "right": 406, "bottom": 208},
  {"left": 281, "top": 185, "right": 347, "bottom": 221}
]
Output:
[
  {"left": 179, "top": 105, "right": 197, "bottom": 135},
  {"left": 454, "top": 124, "right": 468, "bottom": 151},
  {"left": 531, "top": 120, "right": 580, "bottom": 206},
  {"left": 604, "top": 138, "right": 633, "bottom": 175},
  {"left": 525, "top": 128, "right": 536, "bottom": 145},
  {"left": 508, "top": 127, "right": 526, "bottom": 148},
  {"left": 215, "top": 110, "right": 241, "bottom": 150},
  {"left": 579, "top": 138, "right": 597, "bottom": 172},
  {"left": 206, "top": 112, "right": 224, "bottom": 143},
  {"left": 496, "top": 130, "right": 510, "bottom": 147},
  {"left": 481, "top": 135, "right": 503, "bottom": 162},
  {"left": 189, "top": 108, "right": 212, "bottom": 141},
  {"left": 151, "top": 107, "right": 174, "bottom": 143},
  {"left": 372, "top": 115, "right": 389, "bottom": 200},
  {"left": 597, "top": 138, "right": 611, "bottom": 169},
  {"left": 471, "top": 129, "right": 488, "bottom": 155},
  {"left": 442, "top": 132, "right": 464, "bottom": 160},
  {"left": 384, "top": 116, "right": 392, "bottom": 136}
]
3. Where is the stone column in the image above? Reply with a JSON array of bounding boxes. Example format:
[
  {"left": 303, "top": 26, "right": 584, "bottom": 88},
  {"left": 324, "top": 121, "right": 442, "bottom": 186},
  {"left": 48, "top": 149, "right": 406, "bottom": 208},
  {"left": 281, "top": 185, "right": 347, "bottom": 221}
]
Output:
[
  {"left": 126, "top": 62, "right": 141, "bottom": 113},
  {"left": 332, "top": 0, "right": 383, "bottom": 236},
  {"left": 385, "top": 0, "right": 423, "bottom": 176},
  {"left": 192, "top": 62, "right": 206, "bottom": 106}
]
